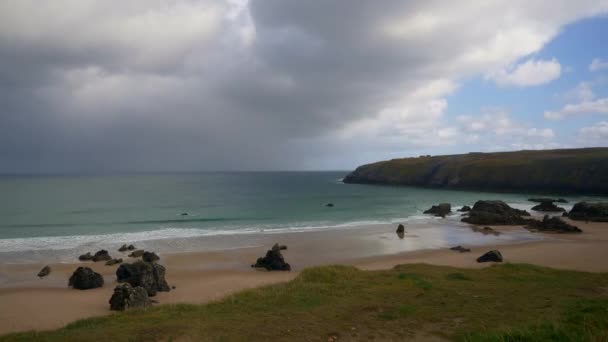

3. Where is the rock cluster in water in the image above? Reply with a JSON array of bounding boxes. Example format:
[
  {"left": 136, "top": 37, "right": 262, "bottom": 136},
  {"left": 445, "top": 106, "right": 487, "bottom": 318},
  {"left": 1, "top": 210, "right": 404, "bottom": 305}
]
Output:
[
  {"left": 424, "top": 203, "right": 451, "bottom": 217},
  {"left": 462, "top": 200, "right": 530, "bottom": 225},
  {"left": 568, "top": 202, "right": 608, "bottom": 222}
]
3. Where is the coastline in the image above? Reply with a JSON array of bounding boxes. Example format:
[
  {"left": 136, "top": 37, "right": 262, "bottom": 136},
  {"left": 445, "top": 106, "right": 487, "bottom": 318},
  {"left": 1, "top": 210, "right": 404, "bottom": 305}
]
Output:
[{"left": 0, "top": 218, "right": 606, "bottom": 335}]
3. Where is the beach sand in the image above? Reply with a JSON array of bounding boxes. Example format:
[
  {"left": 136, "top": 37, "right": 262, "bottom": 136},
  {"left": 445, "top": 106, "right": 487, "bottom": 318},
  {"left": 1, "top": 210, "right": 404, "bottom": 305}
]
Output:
[{"left": 0, "top": 218, "right": 606, "bottom": 335}]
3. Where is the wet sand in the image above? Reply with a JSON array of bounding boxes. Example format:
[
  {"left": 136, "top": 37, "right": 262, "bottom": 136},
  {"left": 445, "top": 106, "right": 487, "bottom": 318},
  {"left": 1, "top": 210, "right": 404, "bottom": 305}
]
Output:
[{"left": 0, "top": 219, "right": 606, "bottom": 335}]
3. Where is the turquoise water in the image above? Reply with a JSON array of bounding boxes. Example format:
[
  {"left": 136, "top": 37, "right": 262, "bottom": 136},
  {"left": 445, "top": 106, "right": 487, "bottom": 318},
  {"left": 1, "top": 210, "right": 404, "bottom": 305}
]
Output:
[{"left": 0, "top": 172, "right": 605, "bottom": 255}]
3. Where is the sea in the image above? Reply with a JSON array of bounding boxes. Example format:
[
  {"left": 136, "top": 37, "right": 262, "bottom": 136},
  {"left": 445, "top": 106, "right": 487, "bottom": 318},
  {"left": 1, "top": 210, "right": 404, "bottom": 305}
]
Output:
[{"left": 1, "top": 172, "right": 606, "bottom": 263}]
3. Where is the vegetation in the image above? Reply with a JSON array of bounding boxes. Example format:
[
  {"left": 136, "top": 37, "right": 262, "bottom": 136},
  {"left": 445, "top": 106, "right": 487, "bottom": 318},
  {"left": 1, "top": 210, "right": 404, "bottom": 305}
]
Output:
[
  {"left": 343, "top": 148, "right": 608, "bottom": 194},
  {"left": 2, "top": 263, "right": 608, "bottom": 341}
]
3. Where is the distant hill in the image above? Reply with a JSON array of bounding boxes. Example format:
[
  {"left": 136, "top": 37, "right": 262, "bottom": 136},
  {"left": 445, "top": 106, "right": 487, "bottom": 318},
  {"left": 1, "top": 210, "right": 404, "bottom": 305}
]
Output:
[{"left": 343, "top": 148, "right": 608, "bottom": 194}]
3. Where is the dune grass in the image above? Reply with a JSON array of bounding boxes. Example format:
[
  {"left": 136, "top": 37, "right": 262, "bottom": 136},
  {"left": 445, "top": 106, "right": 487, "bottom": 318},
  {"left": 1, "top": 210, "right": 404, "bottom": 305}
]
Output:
[{"left": 2, "top": 263, "right": 607, "bottom": 341}]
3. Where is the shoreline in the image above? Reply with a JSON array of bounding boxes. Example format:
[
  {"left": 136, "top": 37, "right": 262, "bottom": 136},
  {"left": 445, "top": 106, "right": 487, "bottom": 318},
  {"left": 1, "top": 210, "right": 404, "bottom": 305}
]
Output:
[{"left": 0, "top": 218, "right": 607, "bottom": 335}]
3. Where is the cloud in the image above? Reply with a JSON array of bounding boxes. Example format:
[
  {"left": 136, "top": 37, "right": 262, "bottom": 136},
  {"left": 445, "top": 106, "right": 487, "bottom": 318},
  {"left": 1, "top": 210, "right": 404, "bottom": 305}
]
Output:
[
  {"left": 589, "top": 58, "right": 608, "bottom": 72},
  {"left": 545, "top": 98, "right": 608, "bottom": 119},
  {"left": 486, "top": 58, "right": 562, "bottom": 87},
  {"left": 579, "top": 121, "right": 608, "bottom": 142},
  {"left": 1, "top": 1, "right": 608, "bottom": 172}
]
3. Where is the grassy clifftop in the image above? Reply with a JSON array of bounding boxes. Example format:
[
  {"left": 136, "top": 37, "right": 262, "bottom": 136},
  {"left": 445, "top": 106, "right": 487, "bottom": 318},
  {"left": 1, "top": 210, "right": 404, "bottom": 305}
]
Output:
[{"left": 343, "top": 148, "right": 608, "bottom": 194}]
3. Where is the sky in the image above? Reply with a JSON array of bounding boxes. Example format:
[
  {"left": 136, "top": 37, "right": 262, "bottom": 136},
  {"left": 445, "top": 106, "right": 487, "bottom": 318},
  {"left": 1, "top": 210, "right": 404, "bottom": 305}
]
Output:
[{"left": 1, "top": 1, "right": 608, "bottom": 173}]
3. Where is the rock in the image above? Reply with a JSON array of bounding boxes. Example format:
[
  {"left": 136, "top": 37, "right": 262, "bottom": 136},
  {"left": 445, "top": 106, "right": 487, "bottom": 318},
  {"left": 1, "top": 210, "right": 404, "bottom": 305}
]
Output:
[
  {"left": 92, "top": 250, "right": 112, "bottom": 262},
  {"left": 37, "top": 265, "right": 51, "bottom": 278},
  {"left": 526, "top": 215, "right": 582, "bottom": 233},
  {"left": 476, "top": 250, "right": 503, "bottom": 263},
  {"left": 116, "top": 261, "right": 170, "bottom": 297},
  {"left": 118, "top": 244, "right": 128, "bottom": 252},
  {"left": 69, "top": 267, "right": 104, "bottom": 289},
  {"left": 105, "top": 258, "right": 123, "bottom": 266},
  {"left": 424, "top": 203, "right": 451, "bottom": 217},
  {"left": 180, "top": 212, "right": 188, "bottom": 216},
  {"left": 531, "top": 200, "right": 565, "bottom": 212},
  {"left": 457, "top": 206, "right": 472, "bottom": 212},
  {"left": 556, "top": 198, "right": 568, "bottom": 203},
  {"left": 279, "top": 245, "right": 287, "bottom": 250},
  {"left": 326, "top": 203, "right": 334, "bottom": 207},
  {"left": 450, "top": 246, "right": 471, "bottom": 253},
  {"left": 172, "top": 285, "right": 176, "bottom": 290},
  {"left": 128, "top": 249, "right": 145, "bottom": 258},
  {"left": 109, "top": 283, "right": 151, "bottom": 311},
  {"left": 528, "top": 198, "right": 557, "bottom": 203},
  {"left": 78, "top": 252, "right": 93, "bottom": 261},
  {"left": 461, "top": 200, "right": 530, "bottom": 225},
  {"left": 568, "top": 202, "right": 608, "bottom": 222},
  {"left": 471, "top": 226, "right": 500, "bottom": 236},
  {"left": 127, "top": 244, "right": 136, "bottom": 251},
  {"left": 396, "top": 224, "right": 405, "bottom": 234},
  {"left": 251, "top": 245, "right": 291, "bottom": 271},
  {"left": 142, "top": 251, "right": 160, "bottom": 263}
]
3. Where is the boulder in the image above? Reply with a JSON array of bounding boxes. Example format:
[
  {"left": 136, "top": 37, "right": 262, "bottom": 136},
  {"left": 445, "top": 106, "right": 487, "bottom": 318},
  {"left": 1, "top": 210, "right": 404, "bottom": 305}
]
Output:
[
  {"left": 251, "top": 245, "right": 291, "bottom": 271},
  {"left": 92, "top": 250, "right": 112, "bottom": 262},
  {"left": 396, "top": 224, "right": 405, "bottom": 234},
  {"left": 424, "top": 203, "right": 451, "bottom": 217},
  {"left": 127, "top": 244, "right": 136, "bottom": 250},
  {"left": 449, "top": 246, "right": 471, "bottom": 253},
  {"left": 476, "top": 250, "right": 503, "bottom": 263},
  {"left": 118, "top": 244, "right": 128, "bottom": 252},
  {"left": 556, "top": 198, "right": 568, "bottom": 203},
  {"left": 142, "top": 251, "right": 160, "bottom": 263},
  {"left": 116, "top": 261, "right": 170, "bottom": 297},
  {"left": 568, "top": 202, "right": 608, "bottom": 222},
  {"left": 326, "top": 203, "right": 334, "bottom": 207},
  {"left": 180, "top": 212, "right": 189, "bottom": 216},
  {"left": 69, "top": 267, "right": 104, "bottom": 289},
  {"left": 462, "top": 200, "right": 530, "bottom": 225},
  {"left": 526, "top": 215, "right": 582, "bottom": 233},
  {"left": 78, "top": 252, "right": 93, "bottom": 261},
  {"left": 105, "top": 258, "right": 123, "bottom": 266},
  {"left": 531, "top": 200, "right": 565, "bottom": 212},
  {"left": 457, "top": 206, "right": 472, "bottom": 212},
  {"left": 109, "top": 283, "right": 151, "bottom": 311},
  {"left": 37, "top": 265, "right": 51, "bottom": 278},
  {"left": 128, "top": 249, "right": 145, "bottom": 258},
  {"left": 471, "top": 226, "right": 500, "bottom": 236}
]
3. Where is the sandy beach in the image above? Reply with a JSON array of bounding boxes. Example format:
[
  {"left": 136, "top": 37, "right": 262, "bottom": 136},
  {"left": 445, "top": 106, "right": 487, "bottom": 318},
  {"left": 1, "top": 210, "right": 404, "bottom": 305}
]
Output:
[{"left": 0, "top": 218, "right": 607, "bottom": 335}]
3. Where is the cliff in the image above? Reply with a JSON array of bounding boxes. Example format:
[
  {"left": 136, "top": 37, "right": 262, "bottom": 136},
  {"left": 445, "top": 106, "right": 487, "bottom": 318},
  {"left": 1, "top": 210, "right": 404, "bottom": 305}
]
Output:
[{"left": 343, "top": 148, "right": 608, "bottom": 194}]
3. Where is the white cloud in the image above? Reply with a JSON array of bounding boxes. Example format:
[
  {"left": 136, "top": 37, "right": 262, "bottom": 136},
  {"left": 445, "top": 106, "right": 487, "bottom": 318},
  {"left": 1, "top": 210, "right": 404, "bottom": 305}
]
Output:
[
  {"left": 487, "top": 58, "right": 562, "bottom": 87},
  {"left": 545, "top": 97, "right": 608, "bottom": 119},
  {"left": 589, "top": 58, "right": 608, "bottom": 72},
  {"left": 579, "top": 121, "right": 608, "bottom": 142}
]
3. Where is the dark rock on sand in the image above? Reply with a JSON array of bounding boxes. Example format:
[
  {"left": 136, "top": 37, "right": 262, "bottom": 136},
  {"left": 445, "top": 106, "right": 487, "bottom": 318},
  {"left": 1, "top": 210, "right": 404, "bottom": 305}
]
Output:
[
  {"left": 105, "top": 258, "right": 123, "bottom": 266},
  {"left": 180, "top": 212, "right": 188, "bottom": 216},
  {"left": 142, "top": 251, "right": 160, "bottom": 263},
  {"left": 476, "top": 250, "right": 503, "bottom": 263},
  {"left": 109, "top": 283, "right": 151, "bottom": 311},
  {"left": 396, "top": 224, "right": 405, "bottom": 234},
  {"left": 116, "top": 261, "right": 170, "bottom": 297},
  {"left": 450, "top": 246, "right": 471, "bottom": 253},
  {"left": 531, "top": 200, "right": 565, "bottom": 212},
  {"left": 462, "top": 200, "right": 530, "bottom": 225},
  {"left": 78, "top": 252, "right": 93, "bottom": 261},
  {"left": 424, "top": 203, "right": 451, "bottom": 217},
  {"left": 252, "top": 244, "right": 291, "bottom": 271},
  {"left": 37, "top": 265, "right": 51, "bottom": 278},
  {"left": 118, "top": 244, "right": 128, "bottom": 252},
  {"left": 92, "top": 250, "right": 112, "bottom": 262},
  {"left": 127, "top": 244, "right": 136, "bottom": 250},
  {"left": 471, "top": 226, "right": 500, "bottom": 236},
  {"left": 69, "top": 267, "right": 104, "bottom": 289},
  {"left": 526, "top": 215, "right": 582, "bottom": 233},
  {"left": 568, "top": 202, "right": 608, "bottom": 222},
  {"left": 458, "top": 206, "right": 472, "bottom": 212},
  {"left": 128, "top": 249, "right": 145, "bottom": 258}
]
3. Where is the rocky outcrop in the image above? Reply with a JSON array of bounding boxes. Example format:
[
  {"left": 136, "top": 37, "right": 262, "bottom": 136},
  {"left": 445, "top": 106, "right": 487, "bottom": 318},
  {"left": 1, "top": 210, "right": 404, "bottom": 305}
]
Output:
[
  {"left": 476, "top": 250, "right": 503, "bottom": 263},
  {"left": 343, "top": 148, "right": 608, "bottom": 194},
  {"left": 106, "top": 258, "right": 123, "bottom": 266},
  {"left": 37, "top": 265, "right": 51, "bottom": 278},
  {"left": 128, "top": 250, "right": 145, "bottom": 258},
  {"left": 142, "top": 252, "right": 160, "bottom": 263},
  {"left": 450, "top": 246, "right": 471, "bottom": 253},
  {"left": 462, "top": 200, "right": 530, "bottom": 225},
  {"left": 458, "top": 206, "right": 472, "bottom": 212},
  {"left": 92, "top": 250, "right": 112, "bottom": 262},
  {"left": 78, "top": 252, "right": 93, "bottom": 261},
  {"left": 526, "top": 215, "right": 582, "bottom": 233},
  {"left": 531, "top": 200, "right": 566, "bottom": 212},
  {"left": 251, "top": 244, "right": 291, "bottom": 271},
  {"left": 109, "top": 283, "right": 151, "bottom": 311},
  {"left": 116, "top": 261, "right": 170, "bottom": 297},
  {"left": 568, "top": 202, "right": 608, "bottom": 222},
  {"left": 424, "top": 203, "right": 451, "bottom": 217},
  {"left": 69, "top": 267, "right": 104, "bottom": 289},
  {"left": 118, "top": 245, "right": 128, "bottom": 252}
]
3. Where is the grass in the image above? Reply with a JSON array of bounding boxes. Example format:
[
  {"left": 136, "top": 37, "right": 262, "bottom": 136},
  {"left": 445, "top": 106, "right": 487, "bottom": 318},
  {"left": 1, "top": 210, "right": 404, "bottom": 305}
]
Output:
[{"left": 2, "top": 263, "right": 608, "bottom": 341}]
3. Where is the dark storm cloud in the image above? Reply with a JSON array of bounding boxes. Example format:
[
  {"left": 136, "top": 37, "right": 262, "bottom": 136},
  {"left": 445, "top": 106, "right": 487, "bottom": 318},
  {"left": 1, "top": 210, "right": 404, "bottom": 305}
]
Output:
[{"left": 0, "top": 1, "right": 607, "bottom": 172}]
